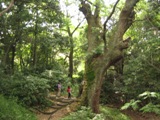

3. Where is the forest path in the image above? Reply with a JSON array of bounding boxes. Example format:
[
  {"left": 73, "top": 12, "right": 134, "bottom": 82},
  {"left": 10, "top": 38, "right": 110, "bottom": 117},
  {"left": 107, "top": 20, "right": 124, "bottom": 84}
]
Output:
[
  {"left": 35, "top": 93, "right": 79, "bottom": 120},
  {"left": 34, "top": 93, "right": 160, "bottom": 120}
]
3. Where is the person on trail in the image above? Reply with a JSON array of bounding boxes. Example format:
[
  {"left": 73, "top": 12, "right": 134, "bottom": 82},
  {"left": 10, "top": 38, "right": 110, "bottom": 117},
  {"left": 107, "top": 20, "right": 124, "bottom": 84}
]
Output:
[
  {"left": 57, "top": 82, "right": 62, "bottom": 97},
  {"left": 67, "top": 86, "right": 71, "bottom": 99}
]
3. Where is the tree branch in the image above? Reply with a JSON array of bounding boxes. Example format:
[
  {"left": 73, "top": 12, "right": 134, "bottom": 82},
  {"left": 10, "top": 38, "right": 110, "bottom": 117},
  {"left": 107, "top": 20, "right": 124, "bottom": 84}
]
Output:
[
  {"left": 0, "top": 0, "right": 15, "bottom": 17},
  {"left": 103, "top": 0, "right": 120, "bottom": 28},
  {"left": 71, "top": 18, "right": 85, "bottom": 35},
  {"left": 103, "top": 0, "right": 120, "bottom": 50}
]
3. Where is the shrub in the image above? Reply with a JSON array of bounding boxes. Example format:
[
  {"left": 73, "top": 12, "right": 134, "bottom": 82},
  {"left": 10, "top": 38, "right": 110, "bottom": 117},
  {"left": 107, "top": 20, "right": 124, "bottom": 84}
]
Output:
[
  {"left": 0, "top": 95, "right": 37, "bottom": 120},
  {"left": 0, "top": 73, "right": 51, "bottom": 107},
  {"left": 12, "top": 75, "right": 50, "bottom": 106}
]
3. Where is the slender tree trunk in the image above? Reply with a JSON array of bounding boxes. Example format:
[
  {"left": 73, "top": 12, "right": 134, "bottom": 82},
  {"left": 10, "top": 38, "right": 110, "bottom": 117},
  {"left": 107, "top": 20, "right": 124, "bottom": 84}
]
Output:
[
  {"left": 11, "top": 44, "right": 16, "bottom": 73},
  {"left": 67, "top": 20, "right": 83, "bottom": 80},
  {"left": 3, "top": 44, "right": 11, "bottom": 74},
  {"left": 68, "top": 36, "right": 73, "bottom": 79},
  {"left": 65, "top": 24, "right": 74, "bottom": 79},
  {"left": 114, "top": 59, "right": 125, "bottom": 85},
  {"left": 33, "top": 28, "right": 37, "bottom": 69},
  {"left": 32, "top": 7, "right": 38, "bottom": 70},
  {"left": 11, "top": 4, "right": 23, "bottom": 74}
]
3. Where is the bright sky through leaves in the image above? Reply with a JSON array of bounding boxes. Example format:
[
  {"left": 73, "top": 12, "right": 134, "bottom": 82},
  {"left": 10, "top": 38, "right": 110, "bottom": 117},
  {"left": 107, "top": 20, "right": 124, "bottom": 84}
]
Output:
[{"left": 59, "top": 0, "right": 117, "bottom": 25}]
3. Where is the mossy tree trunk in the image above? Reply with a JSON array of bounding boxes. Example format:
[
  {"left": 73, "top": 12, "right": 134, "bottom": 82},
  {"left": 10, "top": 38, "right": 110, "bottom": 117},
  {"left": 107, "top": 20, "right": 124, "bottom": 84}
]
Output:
[{"left": 79, "top": 0, "right": 139, "bottom": 113}]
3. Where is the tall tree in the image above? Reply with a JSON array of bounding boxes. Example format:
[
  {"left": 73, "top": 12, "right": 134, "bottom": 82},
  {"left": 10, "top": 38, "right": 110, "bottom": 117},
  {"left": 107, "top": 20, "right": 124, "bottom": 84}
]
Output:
[
  {"left": 59, "top": 0, "right": 84, "bottom": 79},
  {"left": 79, "top": 0, "right": 140, "bottom": 113},
  {"left": 67, "top": 20, "right": 84, "bottom": 79}
]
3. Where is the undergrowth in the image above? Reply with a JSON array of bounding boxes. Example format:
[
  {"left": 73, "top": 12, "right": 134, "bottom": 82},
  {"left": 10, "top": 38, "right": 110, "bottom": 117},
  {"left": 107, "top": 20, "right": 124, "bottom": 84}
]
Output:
[
  {"left": 0, "top": 95, "right": 37, "bottom": 120},
  {"left": 121, "top": 91, "right": 160, "bottom": 115},
  {"left": 61, "top": 106, "right": 130, "bottom": 120}
]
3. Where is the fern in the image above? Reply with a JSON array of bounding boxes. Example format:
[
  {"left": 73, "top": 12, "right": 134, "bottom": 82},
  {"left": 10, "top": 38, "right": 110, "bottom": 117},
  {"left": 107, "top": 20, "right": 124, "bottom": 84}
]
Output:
[
  {"left": 121, "top": 99, "right": 141, "bottom": 110},
  {"left": 140, "top": 103, "right": 160, "bottom": 115},
  {"left": 139, "top": 91, "right": 160, "bottom": 100}
]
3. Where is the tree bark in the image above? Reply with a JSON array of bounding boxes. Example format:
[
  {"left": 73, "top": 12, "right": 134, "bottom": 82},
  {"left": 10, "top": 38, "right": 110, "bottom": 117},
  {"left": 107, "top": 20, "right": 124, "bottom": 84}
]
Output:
[
  {"left": 67, "top": 26, "right": 74, "bottom": 79},
  {"left": 80, "top": 0, "right": 139, "bottom": 113}
]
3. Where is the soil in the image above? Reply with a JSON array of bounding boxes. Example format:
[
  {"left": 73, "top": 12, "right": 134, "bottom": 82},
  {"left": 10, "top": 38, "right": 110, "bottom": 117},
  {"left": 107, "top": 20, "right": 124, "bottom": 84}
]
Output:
[
  {"left": 35, "top": 94, "right": 79, "bottom": 120},
  {"left": 122, "top": 110, "right": 160, "bottom": 120},
  {"left": 36, "top": 105, "right": 71, "bottom": 120}
]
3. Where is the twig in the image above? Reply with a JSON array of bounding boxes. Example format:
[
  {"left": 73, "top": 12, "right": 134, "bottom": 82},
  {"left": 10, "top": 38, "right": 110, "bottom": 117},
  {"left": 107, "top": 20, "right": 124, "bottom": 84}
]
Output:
[{"left": 103, "top": 0, "right": 120, "bottom": 50}]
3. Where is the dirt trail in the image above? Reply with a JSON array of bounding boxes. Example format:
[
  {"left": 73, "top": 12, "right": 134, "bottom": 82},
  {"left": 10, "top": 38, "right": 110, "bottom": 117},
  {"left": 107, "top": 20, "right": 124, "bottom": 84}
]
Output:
[{"left": 35, "top": 94, "right": 79, "bottom": 120}]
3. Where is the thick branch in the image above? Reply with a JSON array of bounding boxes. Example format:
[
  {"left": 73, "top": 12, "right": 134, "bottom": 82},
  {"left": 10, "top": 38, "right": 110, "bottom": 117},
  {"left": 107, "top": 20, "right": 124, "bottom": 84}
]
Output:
[
  {"left": 0, "top": 0, "right": 15, "bottom": 17},
  {"left": 79, "top": 1, "right": 92, "bottom": 20},
  {"left": 116, "top": 0, "right": 139, "bottom": 38}
]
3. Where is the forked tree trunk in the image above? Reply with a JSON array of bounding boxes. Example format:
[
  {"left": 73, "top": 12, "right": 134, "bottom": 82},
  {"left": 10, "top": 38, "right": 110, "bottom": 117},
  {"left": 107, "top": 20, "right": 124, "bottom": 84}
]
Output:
[{"left": 80, "top": 0, "right": 139, "bottom": 113}]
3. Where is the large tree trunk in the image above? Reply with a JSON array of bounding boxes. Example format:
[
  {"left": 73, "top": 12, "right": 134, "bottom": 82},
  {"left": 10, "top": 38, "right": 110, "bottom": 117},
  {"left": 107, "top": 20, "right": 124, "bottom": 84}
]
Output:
[{"left": 80, "top": 0, "right": 139, "bottom": 113}]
